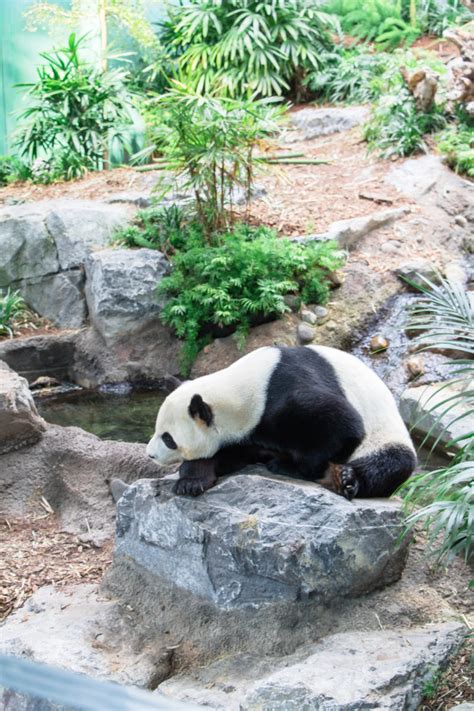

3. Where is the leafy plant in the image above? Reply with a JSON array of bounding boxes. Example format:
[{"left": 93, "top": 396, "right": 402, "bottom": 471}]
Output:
[
  {"left": 436, "top": 123, "right": 474, "bottom": 178},
  {"left": 399, "top": 277, "right": 474, "bottom": 564},
  {"left": 15, "top": 33, "right": 134, "bottom": 180},
  {"left": 323, "top": 0, "right": 420, "bottom": 50},
  {"left": 113, "top": 204, "right": 188, "bottom": 255},
  {"left": 0, "top": 290, "right": 26, "bottom": 338},
  {"left": 306, "top": 48, "right": 391, "bottom": 104},
  {"left": 163, "top": 0, "right": 338, "bottom": 99},
  {"left": 364, "top": 88, "right": 446, "bottom": 156},
  {"left": 138, "top": 82, "right": 284, "bottom": 238},
  {"left": 0, "top": 156, "right": 32, "bottom": 186},
  {"left": 363, "top": 50, "right": 447, "bottom": 157},
  {"left": 417, "top": 0, "right": 473, "bottom": 36},
  {"left": 158, "top": 223, "right": 345, "bottom": 371},
  {"left": 376, "top": 16, "right": 421, "bottom": 50}
]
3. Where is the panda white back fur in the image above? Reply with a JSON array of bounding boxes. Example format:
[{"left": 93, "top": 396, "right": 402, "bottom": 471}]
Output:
[{"left": 147, "top": 345, "right": 416, "bottom": 499}]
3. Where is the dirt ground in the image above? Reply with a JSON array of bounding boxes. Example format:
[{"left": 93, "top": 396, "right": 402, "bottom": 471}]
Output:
[{"left": 0, "top": 515, "right": 112, "bottom": 622}]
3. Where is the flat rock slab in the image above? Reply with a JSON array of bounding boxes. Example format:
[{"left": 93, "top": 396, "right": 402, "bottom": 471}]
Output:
[
  {"left": 293, "top": 207, "right": 410, "bottom": 250},
  {"left": 0, "top": 361, "right": 46, "bottom": 454},
  {"left": 158, "top": 622, "right": 465, "bottom": 710},
  {"left": 115, "top": 469, "right": 409, "bottom": 610},
  {"left": 288, "top": 106, "right": 369, "bottom": 141},
  {"left": 0, "top": 584, "right": 169, "bottom": 688},
  {"left": 400, "top": 381, "right": 472, "bottom": 451}
]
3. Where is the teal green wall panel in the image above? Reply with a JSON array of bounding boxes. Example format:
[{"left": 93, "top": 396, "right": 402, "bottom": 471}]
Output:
[{"left": 0, "top": 0, "right": 70, "bottom": 154}]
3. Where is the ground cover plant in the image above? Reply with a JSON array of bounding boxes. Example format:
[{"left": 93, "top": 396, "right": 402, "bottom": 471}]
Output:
[
  {"left": 399, "top": 278, "right": 474, "bottom": 565},
  {"left": 161, "top": 0, "right": 338, "bottom": 99},
  {"left": 138, "top": 82, "right": 284, "bottom": 237},
  {"left": 157, "top": 223, "right": 345, "bottom": 371},
  {"left": 0, "top": 156, "right": 32, "bottom": 186},
  {"left": 0, "top": 290, "right": 27, "bottom": 338},
  {"left": 436, "top": 121, "right": 474, "bottom": 178},
  {"left": 113, "top": 204, "right": 188, "bottom": 255},
  {"left": 15, "top": 33, "right": 134, "bottom": 181}
]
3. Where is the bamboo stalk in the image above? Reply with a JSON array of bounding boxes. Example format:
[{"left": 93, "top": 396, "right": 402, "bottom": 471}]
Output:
[
  {"left": 264, "top": 158, "right": 330, "bottom": 165},
  {"left": 257, "top": 152, "right": 305, "bottom": 161},
  {"left": 134, "top": 163, "right": 178, "bottom": 172}
]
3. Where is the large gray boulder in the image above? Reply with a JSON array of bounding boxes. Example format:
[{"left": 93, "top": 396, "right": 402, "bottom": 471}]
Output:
[
  {"left": 85, "top": 248, "right": 170, "bottom": 343},
  {"left": 400, "top": 381, "right": 472, "bottom": 451},
  {"left": 45, "top": 200, "right": 130, "bottom": 270},
  {"left": 0, "top": 204, "right": 59, "bottom": 286},
  {"left": 114, "top": 470, "right": 409, "bottom": 611},
  {"left": 288, "top": 106, "right": 370, "bottom": 141},
  {"left": 19, "top": 270, "right": 87, "bottom": 329},
  {"left": 158, "top": 623, "right": 465, "bottom": 711},
  {"left": 0, "top": 361, "right": 46, "bottom": 454}
]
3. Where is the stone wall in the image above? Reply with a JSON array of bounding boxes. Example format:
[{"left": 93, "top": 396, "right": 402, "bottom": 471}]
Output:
[{"left": 0, "top": 200, "right": 170, "bottom": 344}]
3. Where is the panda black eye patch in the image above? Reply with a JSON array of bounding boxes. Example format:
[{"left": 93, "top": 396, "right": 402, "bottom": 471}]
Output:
[{"left": 162, "top": 432, "right": 178, "bottom": 450}]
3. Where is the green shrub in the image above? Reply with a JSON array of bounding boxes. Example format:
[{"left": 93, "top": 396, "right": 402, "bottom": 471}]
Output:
[
  {"left": 418, "top": 0, "right": 473, "bottom": 36},
  {"left": 364, "top": 88, "right": 446, "bottom": 156},
  {"left": 436, "top": 123, "right": 474, "bottom": 178},
  {"left": 0, "top": 289, "right": 26, "bottom": 338},
  {"left": 323, "top": 0, "right": 420, "bottom": 50},
  {"left": 306, "top": 48, "right": 392, "bottom": 104},
  {"left": 138, "top": 83, "right": 284, "bottom": 238},
  {"left": 363, "top": 50, "right": 447, "bottom": 157},
  {"left": 399, "top": 278, "right": 474, "bottom": 565},
  {"left": 158, "top": 223, "right": 345, "bottom": 372},
  {"left": 163, "top": 0, "right": 338, "bottom": 99},
  {"left": 15, "top": 33, "right": 134, "bottom": 181},
  {"left": 0, "top": 156, "right": 32, "bottom": 185}
]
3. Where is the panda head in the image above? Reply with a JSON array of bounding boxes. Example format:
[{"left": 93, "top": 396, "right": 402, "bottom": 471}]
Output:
[{"left": 146, "top": 384, "right": 220, "bottom": 465}]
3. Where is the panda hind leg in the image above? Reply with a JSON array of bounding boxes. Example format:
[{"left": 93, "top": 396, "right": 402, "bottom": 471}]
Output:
[
  {"left": 321, "top": 445, "right": 417, "bottom": 500},
  {"left": 318, "top": 462, "right": 359, "bottom": 501}
]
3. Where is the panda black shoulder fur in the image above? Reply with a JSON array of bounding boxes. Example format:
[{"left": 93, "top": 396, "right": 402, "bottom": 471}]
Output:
[{"left": 146, "top": 345, "right": 416, "bottom": 500}]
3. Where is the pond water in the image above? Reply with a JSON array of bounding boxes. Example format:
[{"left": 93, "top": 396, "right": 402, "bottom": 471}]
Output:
[{"left": 37, "top": 390, "right": 165, "bottom": 443}]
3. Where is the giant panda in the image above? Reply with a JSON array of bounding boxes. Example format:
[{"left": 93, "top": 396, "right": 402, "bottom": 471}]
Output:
[{"left": 146, "top": 345, "right": 416, "bottom": 500}]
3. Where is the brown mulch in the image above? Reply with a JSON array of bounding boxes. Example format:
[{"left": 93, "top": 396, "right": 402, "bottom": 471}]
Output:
[
  {"left": 0, "top": 167, "right": 144, "bottom": 204},
  {"left": 0, "top": 515, "right": 113, "bottom": 622},
  {"left": 419, "top": 641, "right": 474, "bottom": 710},
  {"left": 236, "top": 126, "right": 412, "bottom": 236}
]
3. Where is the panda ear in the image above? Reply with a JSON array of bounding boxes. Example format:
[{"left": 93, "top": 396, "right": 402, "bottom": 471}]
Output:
[{"left": 188, "top": 394, "right": 213, "bottom": 427}]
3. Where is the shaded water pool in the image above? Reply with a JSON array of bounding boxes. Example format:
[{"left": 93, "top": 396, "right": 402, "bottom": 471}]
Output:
[{"left": 37, "top": 390, "right": 165, "bottom": 443}]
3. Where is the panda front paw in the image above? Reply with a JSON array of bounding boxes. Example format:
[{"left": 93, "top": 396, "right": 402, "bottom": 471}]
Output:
[
  {"left": 340, "top": 466, "right": 359, "bottom": 501},
  {"left": 173, "top": 459, "right": 218, "bottom": 497},
  {"left": 173, "top": 477, "right": 208, "bottom": 497}
]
